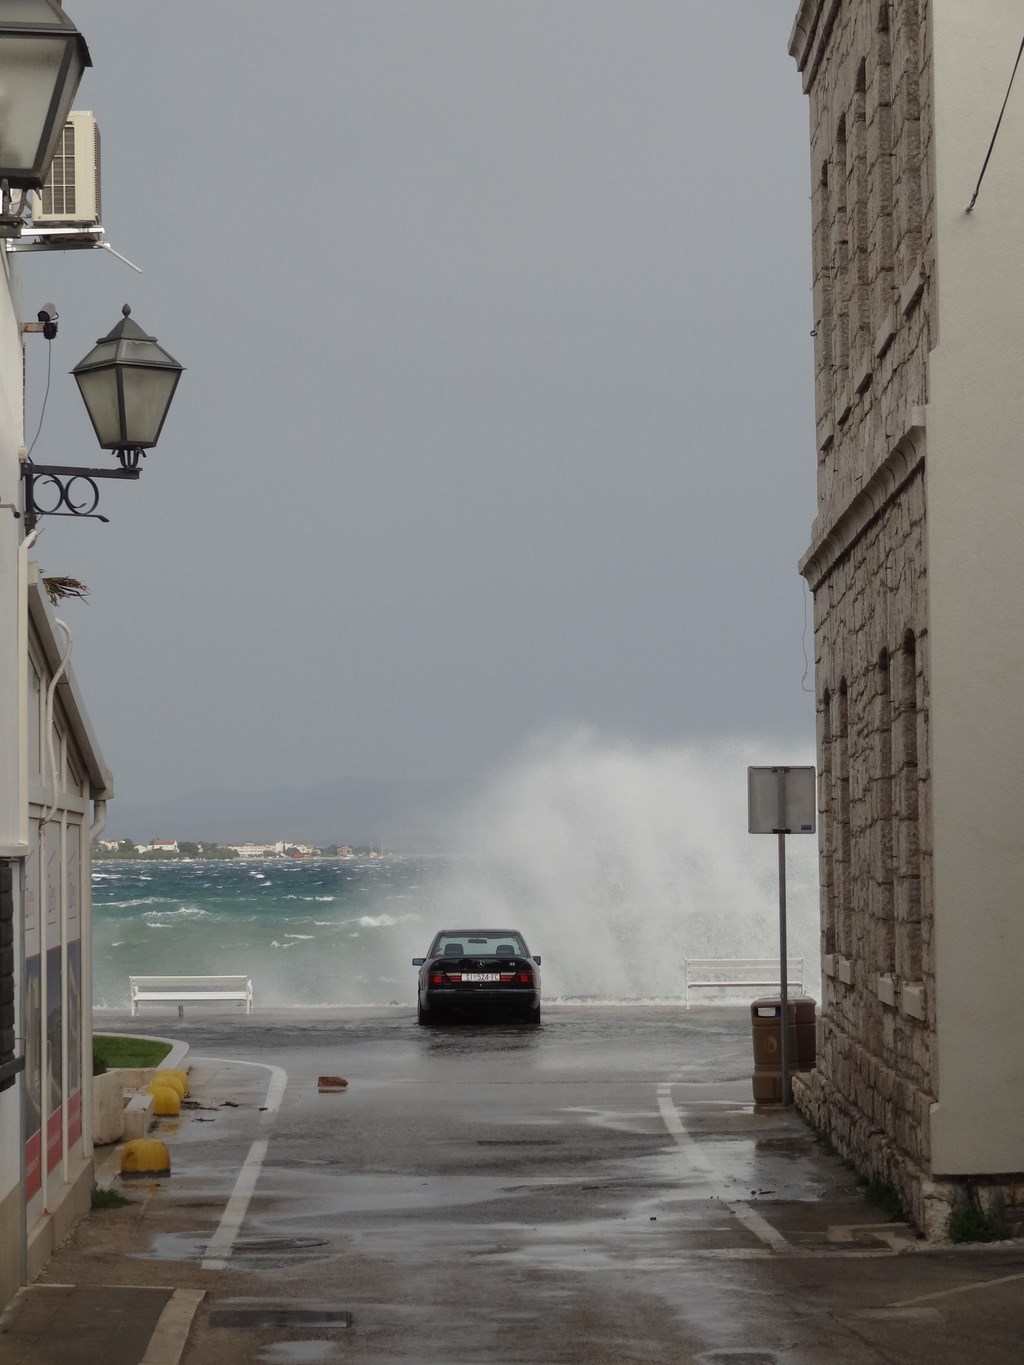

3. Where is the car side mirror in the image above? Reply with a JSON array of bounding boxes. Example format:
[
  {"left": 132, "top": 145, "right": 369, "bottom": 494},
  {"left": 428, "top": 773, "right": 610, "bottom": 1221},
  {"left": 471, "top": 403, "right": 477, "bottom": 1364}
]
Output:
[
  {"left": 533, "top": 955, "right": 541, "bottom": 965},
  {"left": 412, "top": 958, "right": 425, "bottom": 966}
]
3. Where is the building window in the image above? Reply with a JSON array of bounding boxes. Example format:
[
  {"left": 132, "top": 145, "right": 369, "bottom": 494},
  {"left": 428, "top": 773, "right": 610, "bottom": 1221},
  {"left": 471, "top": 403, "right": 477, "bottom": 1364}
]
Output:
[
  {"left": 852, "top": 61, "right": 871, "bottom": 359},
  {"left": 896, "top": 630, "right": 922, "bottom": 981},
  {"left": 814, "top": 160, "right": 834, "bottom": 417},
  {"left": 838, "top": 679, "right": 853, "bottom": 960},
  {"left": 874, "top": 3, "right": 896, "bottom": 318},
  {"left": 833, "top": 117, "right": 851, "bottom": 380},
  {"left": 875, "top": 649, "right": 896, "bottom": 973},
  {"left": 820, "top": 687, "right": 835, "bottom": 957},
  {"left": 893, "top": 0, "right": 923, "bottom": 275}
]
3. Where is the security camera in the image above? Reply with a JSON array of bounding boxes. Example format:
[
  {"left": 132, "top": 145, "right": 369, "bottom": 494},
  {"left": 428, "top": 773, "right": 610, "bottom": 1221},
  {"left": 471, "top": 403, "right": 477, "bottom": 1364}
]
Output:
[{"left": 37, "top": 303, "right": 58, "bottom": 339}]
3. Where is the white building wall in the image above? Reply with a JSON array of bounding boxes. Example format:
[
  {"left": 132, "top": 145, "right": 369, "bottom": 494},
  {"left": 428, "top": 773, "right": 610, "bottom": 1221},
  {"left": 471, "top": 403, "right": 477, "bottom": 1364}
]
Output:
[
  {"left": 925, "top": 0, "right": 1024, "bottom": 1173},
  {"left": 0, "top": 229, "right": 27, "bottom": 1312},
  {"left": 22, "top": 579, "right": 110, "bottom": 1280},
  {"left": 0, "top": 240, "right": 112, "bottom": 1309}
]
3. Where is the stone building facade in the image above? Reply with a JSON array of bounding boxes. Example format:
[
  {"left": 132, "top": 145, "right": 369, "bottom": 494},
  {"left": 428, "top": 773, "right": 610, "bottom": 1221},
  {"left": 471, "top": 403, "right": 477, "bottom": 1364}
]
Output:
[{"left": 789, "top": 0, "right": 1024, "bottom": 1236}]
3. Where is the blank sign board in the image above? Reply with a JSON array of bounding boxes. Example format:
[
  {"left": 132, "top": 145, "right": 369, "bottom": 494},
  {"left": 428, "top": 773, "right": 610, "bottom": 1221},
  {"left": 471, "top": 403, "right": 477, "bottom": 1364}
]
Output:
[{"left": 747, "top": 766, "right": 816, "bottom": 834}]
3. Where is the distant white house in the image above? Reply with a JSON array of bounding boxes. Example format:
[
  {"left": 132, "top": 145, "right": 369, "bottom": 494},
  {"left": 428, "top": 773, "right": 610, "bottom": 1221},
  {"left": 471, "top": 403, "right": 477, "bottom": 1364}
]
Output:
[{"left": 149, "top": 839, "right": 178, "bottom": 854}]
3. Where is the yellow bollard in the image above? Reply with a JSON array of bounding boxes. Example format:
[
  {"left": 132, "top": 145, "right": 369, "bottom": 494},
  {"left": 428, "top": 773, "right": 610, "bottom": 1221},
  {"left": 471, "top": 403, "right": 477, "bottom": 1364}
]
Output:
[
  {"left": 148, "top": 1084, "right": 180, "bottom": 1116},
  {"left": 150, "top": 1071, "right": 185, "bottom": 1099},
  {"left": 121, "top": 1137, "right": 171, "bottom": 1177},
  {"left": 165, "top": 1068, "right": 190, "bottom": 1095}
]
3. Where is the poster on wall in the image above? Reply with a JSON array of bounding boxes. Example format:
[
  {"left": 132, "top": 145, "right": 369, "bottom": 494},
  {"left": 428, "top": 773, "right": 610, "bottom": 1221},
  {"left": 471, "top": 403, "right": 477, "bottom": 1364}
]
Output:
[
  {"left": 46, "top": 945, "right": 62, "bottom": 1173},
  {"left": 24, "top": 821, "right": 42, "bottom": 1202},
  {"left": 67, "top": 940, "right": 81, "bottom": 1146},
  {"left": 66, "top": 823, "right": 82, "bottom": 1147},
  {"left": 45, "top": 826, "right": 63, "bottom": 1175}
]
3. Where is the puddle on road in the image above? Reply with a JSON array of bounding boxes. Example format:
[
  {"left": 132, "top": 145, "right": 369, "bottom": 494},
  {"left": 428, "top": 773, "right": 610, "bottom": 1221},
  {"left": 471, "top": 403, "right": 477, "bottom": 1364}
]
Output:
[
  {"left": 259, "top": 1343, "right": 338, "bottom": 1363},
  {"left": 142, "top": 1232, "right": 211, "bottom": 1262},
  {"left": 753, "top": 1136, "right": 815, "bottom": 1157},
  {"left": 140, "top": 1231, "right": 334, "bottom": 1265},
  {"left": 233, "top": 1237, "right": 329, "bottom": 1255},
  {"left": 250, "top": 1168, "right": 559, "bottom": 1217}
]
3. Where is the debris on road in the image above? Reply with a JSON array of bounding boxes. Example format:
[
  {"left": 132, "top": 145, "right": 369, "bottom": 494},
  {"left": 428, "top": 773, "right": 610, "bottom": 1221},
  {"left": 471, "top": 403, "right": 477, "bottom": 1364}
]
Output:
[{"left": 318, "top": 1075, "right": 349, "bottom": 1093}]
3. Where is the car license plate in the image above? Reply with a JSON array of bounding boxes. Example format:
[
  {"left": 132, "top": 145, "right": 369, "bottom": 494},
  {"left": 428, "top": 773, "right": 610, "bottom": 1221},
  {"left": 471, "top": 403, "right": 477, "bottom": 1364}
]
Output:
[{"left": 462, "top": 973, "right": 499, "bottom": 982}]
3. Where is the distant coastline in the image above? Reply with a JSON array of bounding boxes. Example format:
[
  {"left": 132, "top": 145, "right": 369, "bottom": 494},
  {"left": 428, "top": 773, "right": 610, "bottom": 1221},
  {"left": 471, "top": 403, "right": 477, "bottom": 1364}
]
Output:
[{"left": 92, "top": 839, "right": 381, "bottom": 862}]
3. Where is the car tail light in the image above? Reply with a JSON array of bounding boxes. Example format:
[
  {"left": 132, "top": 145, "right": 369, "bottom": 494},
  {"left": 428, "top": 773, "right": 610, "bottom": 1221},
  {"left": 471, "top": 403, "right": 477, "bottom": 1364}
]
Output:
[{"left": 516, "top": 971, "right": 533, "bottom": 985}]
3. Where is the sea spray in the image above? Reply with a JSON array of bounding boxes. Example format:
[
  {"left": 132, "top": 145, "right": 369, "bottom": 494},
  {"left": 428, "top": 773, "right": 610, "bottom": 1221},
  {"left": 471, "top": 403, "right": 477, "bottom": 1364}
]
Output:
[
  {"left": 91, "top": 733, "right": 821, "bottom": 1009},
  {"left": 436, "top": 731, "right": 820, "bottom": 1002}
]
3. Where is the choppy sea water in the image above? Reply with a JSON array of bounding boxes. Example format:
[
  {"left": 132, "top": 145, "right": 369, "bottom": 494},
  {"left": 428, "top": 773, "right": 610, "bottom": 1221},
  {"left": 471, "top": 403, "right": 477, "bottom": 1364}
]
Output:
[
  {"left": 92, "top": 837, "right": 821, "bottom": 1010},
  {"left": 92, "top": 857, "right": 442, "bottom": 1010}
]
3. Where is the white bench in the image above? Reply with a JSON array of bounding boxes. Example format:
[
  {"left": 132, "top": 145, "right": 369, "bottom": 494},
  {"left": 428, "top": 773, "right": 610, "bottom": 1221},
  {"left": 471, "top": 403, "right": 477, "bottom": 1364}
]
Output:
[
  {"left": 683, "top": 958, "right": 804, "bottom": 1008},
  {"left": 129, "top": 974, "right": 254, "bottom": 1017}
]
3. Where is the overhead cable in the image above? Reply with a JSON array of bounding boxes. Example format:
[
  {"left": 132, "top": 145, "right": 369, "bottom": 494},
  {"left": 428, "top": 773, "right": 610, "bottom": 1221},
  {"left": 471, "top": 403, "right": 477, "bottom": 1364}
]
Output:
[{"left": 966, "top": 33, "right": 1024, "bottom": 213}]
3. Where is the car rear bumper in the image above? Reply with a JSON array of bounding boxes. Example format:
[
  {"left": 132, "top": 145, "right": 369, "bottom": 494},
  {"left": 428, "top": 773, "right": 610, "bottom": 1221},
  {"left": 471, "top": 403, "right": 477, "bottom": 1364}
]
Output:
[{"left": 424, "top": 988, "right": 539, "bottom": 1012}]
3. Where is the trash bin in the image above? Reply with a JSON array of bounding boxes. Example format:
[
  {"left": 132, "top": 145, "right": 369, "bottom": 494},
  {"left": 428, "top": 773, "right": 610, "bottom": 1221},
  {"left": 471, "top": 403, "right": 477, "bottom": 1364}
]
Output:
[{"left": 751, "top": 996, "right": 817, "bottom": 1103}]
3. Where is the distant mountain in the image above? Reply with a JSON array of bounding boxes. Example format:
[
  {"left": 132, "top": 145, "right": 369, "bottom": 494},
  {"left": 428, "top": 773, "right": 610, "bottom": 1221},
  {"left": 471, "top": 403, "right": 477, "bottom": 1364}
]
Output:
[{"left": 111, "top": 775, "right": 459, "bottom": 850}]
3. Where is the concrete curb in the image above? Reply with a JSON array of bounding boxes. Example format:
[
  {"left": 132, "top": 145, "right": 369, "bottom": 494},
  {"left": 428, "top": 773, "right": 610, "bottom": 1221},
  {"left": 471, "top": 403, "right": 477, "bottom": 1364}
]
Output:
[{"left": 93, "top": 1035, "right": 190, "bottom": 1189}]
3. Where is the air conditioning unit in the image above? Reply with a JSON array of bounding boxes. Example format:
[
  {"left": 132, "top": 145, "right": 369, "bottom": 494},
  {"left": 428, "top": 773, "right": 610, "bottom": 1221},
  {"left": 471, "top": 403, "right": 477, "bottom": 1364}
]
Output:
[{"left": 28, "top": 111, "right": 101, "bottom": 228}]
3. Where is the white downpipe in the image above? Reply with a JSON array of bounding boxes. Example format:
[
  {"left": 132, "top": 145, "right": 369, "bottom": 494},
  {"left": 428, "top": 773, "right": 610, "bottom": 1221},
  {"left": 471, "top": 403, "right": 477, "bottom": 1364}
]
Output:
[
  {"left": 40, "top": 617, "right": 72, "bottom": 826},
  {"left": 83, "top": 799, "right": 106, "bottom": 1157}
]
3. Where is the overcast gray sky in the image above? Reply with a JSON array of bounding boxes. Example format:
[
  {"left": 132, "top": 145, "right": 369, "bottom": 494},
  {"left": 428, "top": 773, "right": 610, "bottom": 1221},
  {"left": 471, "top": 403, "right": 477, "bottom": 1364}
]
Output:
[{"left": 25, "top": 2, "right": 816, "bottom": 813}]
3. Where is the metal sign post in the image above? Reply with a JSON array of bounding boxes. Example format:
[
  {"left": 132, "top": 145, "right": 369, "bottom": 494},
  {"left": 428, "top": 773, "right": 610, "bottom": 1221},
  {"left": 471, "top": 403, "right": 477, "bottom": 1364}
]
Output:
[{"left": 748, "top": 765, "right": 816, "bottom": 1105}]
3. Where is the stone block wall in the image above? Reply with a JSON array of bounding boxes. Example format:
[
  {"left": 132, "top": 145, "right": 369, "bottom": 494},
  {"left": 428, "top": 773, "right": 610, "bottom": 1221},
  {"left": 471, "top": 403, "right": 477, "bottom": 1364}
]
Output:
[
  {"left": 798, "top": 454, "right": 936, "bottom": 1229},
  {"left": 791, "top": 0, "right": 940, "bottom": 1229}
]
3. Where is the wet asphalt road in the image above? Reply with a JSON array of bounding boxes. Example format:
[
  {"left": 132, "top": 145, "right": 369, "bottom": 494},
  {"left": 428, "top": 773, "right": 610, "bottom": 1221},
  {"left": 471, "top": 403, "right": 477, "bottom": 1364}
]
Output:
[{"left": 59, "top": 1005, "right": 1024, "bottom": 1363}]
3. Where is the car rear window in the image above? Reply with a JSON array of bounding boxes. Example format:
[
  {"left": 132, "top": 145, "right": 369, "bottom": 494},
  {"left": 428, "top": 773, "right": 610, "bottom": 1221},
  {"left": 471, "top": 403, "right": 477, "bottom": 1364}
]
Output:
[{"left": 434, "top": 934, "right": 527, "bottom": 957}]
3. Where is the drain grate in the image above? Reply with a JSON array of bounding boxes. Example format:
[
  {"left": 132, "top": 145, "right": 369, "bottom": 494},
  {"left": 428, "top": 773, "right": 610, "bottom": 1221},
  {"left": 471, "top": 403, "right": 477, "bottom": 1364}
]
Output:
[
  {"left": 755, "top": 1137, "right": 814, "bottom": 1155},
  {"left": 210, "top": 1308, "right": 350, "bottom": 1329},
  {"left": 698, "top": 1354, "right": 780, "bottom": 1365},
  {"left": 476, "top": 1139, "right": 558, "bottom": 1146},
  {"left": 231, "top": 1236, "right": 329, "bottom": 1254}
]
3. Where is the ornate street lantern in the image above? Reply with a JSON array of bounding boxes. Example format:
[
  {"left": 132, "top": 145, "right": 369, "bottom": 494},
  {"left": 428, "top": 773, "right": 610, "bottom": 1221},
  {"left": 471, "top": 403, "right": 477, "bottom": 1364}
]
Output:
[
  {"left": 72, "top": 305, "right": 184, "bottom": 469},
  {"left": 0, "top": 0, "right": 91, "bottom": 191},
  {"left": 22, "top": 306, "right": 183, "bottom": 528}
]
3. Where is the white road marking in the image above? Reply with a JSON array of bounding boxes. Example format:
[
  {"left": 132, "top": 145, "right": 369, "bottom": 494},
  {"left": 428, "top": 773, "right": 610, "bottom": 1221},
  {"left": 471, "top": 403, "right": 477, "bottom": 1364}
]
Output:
[
  {"left": 656, "top": 1082, "right": 791, "bottom": 1252},
  {"left": 140, "top": 1288, "right": 205, "bottom": 1365},
  {"left": 894, "top": 1269, "right": 1024, "bottom": 1307},
  {"left": 198, "top": 1059, "right": 288, "bottom": 1270},
  {"left": 727, "top": 1200, "right": 791, "bottom": 1252}
]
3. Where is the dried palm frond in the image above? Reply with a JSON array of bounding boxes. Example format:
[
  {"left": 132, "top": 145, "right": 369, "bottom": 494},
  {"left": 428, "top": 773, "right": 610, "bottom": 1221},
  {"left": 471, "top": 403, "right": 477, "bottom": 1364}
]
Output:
[{"left": 43, "top": 576, "right": 90, "bottom": 605}]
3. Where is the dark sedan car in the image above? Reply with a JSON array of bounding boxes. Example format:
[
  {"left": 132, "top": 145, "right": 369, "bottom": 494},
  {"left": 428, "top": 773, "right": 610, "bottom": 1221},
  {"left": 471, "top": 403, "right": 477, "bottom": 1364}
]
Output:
[{"left": 412, "top": 928, "right": 542, "bottom": 1025}]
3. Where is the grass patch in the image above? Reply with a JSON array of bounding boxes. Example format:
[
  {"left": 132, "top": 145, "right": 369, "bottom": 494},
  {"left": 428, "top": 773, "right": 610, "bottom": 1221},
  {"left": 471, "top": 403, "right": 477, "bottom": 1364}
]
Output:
[
  {"left": 91, "top": 1184, "right": 132, "bottom": 1210},
  {"left": 949, "top": 1201, "right": 1011, "bottom": 1244},
  {"left": 93, "top": 1034, "right": 171, "bottom": 1073}
]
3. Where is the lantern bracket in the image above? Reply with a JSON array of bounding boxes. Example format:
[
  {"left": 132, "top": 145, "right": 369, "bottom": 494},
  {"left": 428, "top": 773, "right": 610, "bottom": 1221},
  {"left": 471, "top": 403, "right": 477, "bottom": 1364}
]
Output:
[{"left": 21, "top": 461, "right": 142, "bottom": 529}]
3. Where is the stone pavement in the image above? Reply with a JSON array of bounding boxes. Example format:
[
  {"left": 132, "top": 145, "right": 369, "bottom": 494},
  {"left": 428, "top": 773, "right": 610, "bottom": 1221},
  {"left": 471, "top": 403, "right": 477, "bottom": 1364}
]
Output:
[
  {"left": 0, "top": 1284, "right": 201, "bottom": 1365},
  {"left": 0, "top": 1044, "right": 260, "bottom": 1365},
  {"left": 6, "top": 1024, "right": 1024, "bottom": 1363}
]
